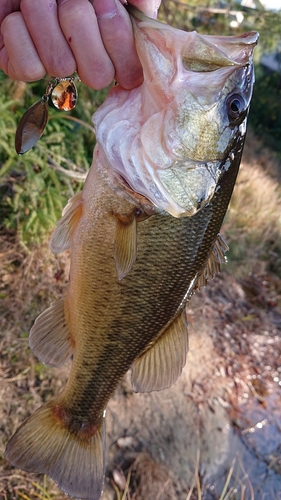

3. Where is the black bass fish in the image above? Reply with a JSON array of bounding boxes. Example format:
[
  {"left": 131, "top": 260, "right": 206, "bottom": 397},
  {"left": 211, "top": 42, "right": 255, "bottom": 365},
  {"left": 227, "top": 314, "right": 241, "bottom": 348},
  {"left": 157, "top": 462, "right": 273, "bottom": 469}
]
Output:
[{"left": 6, "top": 6, "right": 258, "bottom": 500}]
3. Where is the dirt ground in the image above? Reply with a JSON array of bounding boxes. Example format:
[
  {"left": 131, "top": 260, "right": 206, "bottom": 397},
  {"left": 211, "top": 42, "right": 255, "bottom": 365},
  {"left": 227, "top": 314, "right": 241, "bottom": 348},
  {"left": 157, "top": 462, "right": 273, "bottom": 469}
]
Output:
[{"left": 1, "top": 140, "right": 281, "bottom": 499}]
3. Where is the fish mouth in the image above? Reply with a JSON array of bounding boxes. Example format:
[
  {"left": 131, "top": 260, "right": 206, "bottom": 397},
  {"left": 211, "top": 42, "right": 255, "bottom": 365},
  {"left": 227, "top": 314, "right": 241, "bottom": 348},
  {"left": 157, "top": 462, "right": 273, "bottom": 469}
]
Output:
[
  {"left": 127, "top": 5, "right": 258, "bottom": 71},
  {"left": 94, "top": 7, "right": 258, "bottom": 218}
]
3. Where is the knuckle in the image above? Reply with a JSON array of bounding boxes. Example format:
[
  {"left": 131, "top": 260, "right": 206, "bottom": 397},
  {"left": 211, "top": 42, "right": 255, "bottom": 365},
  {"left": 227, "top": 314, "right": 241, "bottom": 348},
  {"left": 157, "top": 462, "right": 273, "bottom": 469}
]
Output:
[
  {"left": 21, "top": 63, "right": 46, "bottom": 81},
  {"left": 46, "top": 57, "right": 76, "bottom": 79},
  {"left": 79, "top": 64, "right": 114, "bottom": 90},
  {"left": 1, "top": 11, "right": 21, "bottom": 31},
  {"left": 58, "top": 0, "right": 90, "bottom": 24},
  {"left": 110, "top": 26, "right": 129, "bottom": 46},
  {"left": 11, "top": 65, "right": 46, "bottom": 82}
]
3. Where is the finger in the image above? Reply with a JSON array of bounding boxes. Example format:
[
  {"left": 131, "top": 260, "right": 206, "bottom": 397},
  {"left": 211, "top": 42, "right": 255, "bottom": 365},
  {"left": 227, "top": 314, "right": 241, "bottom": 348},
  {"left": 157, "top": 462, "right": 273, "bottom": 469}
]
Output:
[
  {"left": 93, "top": 0, "right": 143, "bottom": 89},
  {"left": 0, "top": 0, "right": 21, "bottom": 75},
  {"left": 20, "top": 0, "right": 76, "bottom": 77},
  {"left": 0, "top": 12, "right": 45, "bottom": 80},
  {"left": 0, "top": 1, "right": 21, "bottom": 25},
  {"left": 57, "top": 0, "right": 115, "bottom": 89},
  {"left": 128, "top": 0, "right": 161, "bottom": 18}
]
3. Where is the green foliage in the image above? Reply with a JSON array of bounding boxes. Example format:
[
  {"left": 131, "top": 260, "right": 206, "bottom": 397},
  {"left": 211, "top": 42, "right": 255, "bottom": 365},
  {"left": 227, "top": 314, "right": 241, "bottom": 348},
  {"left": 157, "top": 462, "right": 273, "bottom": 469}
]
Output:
[
  {"left": 160, "top": 0, "right": 281, "bottom": 51},
  {"left": 3, "top": 159, "right": 66, "bottom": 246},
  {"left": 0, "top": 73, "right": 107, "bottom": 246},
  {"left": 248, "top": 65, "right": 281, "bottom": 154}
]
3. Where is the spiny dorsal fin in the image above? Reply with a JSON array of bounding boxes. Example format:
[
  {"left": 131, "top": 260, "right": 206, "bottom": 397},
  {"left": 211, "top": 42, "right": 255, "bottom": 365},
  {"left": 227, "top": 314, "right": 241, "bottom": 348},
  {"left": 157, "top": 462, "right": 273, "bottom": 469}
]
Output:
[
  {"left": 114, "top": 211, "right": 138, "bottom": 280},
  {"left": 29, "top": 299, "right": 73, "bottom": 367},
  {"left": 50, "top": 191, "right": 83, "bottom": 254},
  {"left": 195, "top": 233, "right": 228, "bottom": 290},
  {"left": 5, "top": 399, "right": 105, "bottom": 500},
  {"left": 131, "top": 308, "right": 188, "bottom": 393}
]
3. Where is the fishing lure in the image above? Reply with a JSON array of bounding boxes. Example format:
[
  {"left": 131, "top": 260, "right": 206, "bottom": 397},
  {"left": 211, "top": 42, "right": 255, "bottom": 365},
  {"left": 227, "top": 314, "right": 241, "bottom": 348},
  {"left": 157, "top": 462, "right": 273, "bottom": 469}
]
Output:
[{"left": 15, "top": 75, "right": 80, "bottom": 155}]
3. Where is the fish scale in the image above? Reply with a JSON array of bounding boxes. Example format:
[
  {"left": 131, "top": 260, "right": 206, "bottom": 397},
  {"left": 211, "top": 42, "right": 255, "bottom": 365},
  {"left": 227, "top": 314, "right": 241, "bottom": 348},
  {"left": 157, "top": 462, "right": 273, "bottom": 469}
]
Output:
[{"left": 52, "top": 133, "right": 242, "bottom": 426}]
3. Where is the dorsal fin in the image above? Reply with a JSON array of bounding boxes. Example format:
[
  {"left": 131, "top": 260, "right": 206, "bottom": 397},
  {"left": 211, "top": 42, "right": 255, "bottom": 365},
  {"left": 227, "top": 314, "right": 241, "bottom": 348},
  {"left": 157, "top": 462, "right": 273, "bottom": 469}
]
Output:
[
  {"left": 29, "top": 299, "right": 73, "bottom": 367},
  {"left": 131, "top": 308, "right": 188, "bottom": 393},
  {"left": 195, "top": 233, "right": 228, "bottom": 290},
  {"left": 50, "top": 191, "right": 83, "bottom": 254},
  {"left": 114, "top": 211, "right": 138, "bottom": 280}
]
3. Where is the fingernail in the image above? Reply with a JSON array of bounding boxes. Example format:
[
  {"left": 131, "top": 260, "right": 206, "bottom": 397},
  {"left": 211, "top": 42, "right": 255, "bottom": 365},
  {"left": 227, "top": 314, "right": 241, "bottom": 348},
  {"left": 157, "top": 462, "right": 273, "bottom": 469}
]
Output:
[
  {"left": 152, "top": 0, "right": 161, "bottom": 18},
  {"left": 94, "top": 0, "right": 117, "bottom": 19}
]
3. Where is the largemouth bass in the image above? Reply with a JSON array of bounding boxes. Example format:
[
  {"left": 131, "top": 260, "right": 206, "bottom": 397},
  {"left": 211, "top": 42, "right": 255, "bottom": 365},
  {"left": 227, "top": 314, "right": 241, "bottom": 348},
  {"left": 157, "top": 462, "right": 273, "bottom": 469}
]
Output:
[{"left": 6, "top": 6, "right": 258, "bottom": 500}]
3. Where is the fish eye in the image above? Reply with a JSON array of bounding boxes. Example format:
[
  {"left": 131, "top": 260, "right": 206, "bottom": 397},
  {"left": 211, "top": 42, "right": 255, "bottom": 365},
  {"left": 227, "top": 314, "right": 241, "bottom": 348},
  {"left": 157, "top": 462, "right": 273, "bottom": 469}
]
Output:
[{"left": 226, "top": 93, "right": 247, "bottom": 120}]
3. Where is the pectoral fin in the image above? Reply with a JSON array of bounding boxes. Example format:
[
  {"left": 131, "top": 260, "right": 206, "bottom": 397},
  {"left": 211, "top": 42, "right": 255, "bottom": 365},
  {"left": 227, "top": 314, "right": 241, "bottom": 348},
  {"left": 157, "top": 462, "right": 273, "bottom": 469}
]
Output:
[
  {"left": 29, "top": 299, "right": 73, "bottom": 367},
  {"left": 114, "top": 212, "right": 138, "bottom": 280},
  {"left": 195, "top": 233, "right": 228, "bottom": 289},
  {"left": 131, "top": 309, "right": 188, "bottom": 393},
  {"left": 50, "top": 191, "right": 83, "bottom": 254}
]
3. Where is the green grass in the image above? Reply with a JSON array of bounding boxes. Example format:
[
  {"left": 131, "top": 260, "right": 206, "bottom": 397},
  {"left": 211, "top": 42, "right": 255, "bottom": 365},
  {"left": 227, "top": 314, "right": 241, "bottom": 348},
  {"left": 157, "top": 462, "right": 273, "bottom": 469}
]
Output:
[
  {"left": 248, "top": 66, "right": 281, "bottom": 158},
  {"left": 0, "top": 72, "right": 107, "bottom": 246}
]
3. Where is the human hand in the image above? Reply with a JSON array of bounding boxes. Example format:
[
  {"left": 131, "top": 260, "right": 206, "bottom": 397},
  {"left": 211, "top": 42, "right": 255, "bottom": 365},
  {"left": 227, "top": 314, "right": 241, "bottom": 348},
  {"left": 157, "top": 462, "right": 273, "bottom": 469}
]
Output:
[{"left": 0, "top": 0, "right": 161, "bottom": 90}]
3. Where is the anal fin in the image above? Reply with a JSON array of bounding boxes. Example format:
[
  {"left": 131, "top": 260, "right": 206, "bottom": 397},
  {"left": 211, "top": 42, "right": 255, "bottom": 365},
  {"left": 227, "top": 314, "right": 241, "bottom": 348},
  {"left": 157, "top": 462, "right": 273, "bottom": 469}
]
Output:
[
  {"left": 195, "top": 233, "right": 228, "bottom": 290},
  {"left": 29, "top": 299, "right": 73, "bottom": 367},
  {"left": 131, "top": 308, "right": 188, "bottom": 393},
  {"left": 114, "top": 211, "right": 138, "bottom": 280},
  {"left": 50, "top": 191, "right": 83, "bottom": 254}
]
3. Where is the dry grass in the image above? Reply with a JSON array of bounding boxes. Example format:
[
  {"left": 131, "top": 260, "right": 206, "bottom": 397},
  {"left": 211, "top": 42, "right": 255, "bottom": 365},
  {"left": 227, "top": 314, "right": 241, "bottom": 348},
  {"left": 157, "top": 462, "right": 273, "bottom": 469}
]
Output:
[{"left": 224, "top": 130, "right": 281, "bottom": 277}]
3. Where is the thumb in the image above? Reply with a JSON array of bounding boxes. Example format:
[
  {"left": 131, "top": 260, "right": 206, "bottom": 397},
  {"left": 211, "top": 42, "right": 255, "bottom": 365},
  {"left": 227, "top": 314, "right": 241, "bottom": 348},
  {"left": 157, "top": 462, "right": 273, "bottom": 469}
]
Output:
[{"left": 126, "top": 0, "right": 161, "bottom": 18}]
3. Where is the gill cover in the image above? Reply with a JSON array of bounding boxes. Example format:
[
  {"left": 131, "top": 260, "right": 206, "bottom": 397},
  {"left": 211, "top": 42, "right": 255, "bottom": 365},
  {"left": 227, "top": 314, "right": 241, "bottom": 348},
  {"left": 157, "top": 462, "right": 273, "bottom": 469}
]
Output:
[{"left": 94, "top": 7, "right": 258, "bottom": 217}]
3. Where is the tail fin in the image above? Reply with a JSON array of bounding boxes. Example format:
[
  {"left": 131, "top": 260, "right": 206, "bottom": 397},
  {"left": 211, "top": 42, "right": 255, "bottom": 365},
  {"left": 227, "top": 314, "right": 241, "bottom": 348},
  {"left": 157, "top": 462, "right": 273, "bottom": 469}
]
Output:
[{"left": 5, "top": 400, "right": 105, "bottom": 500}]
